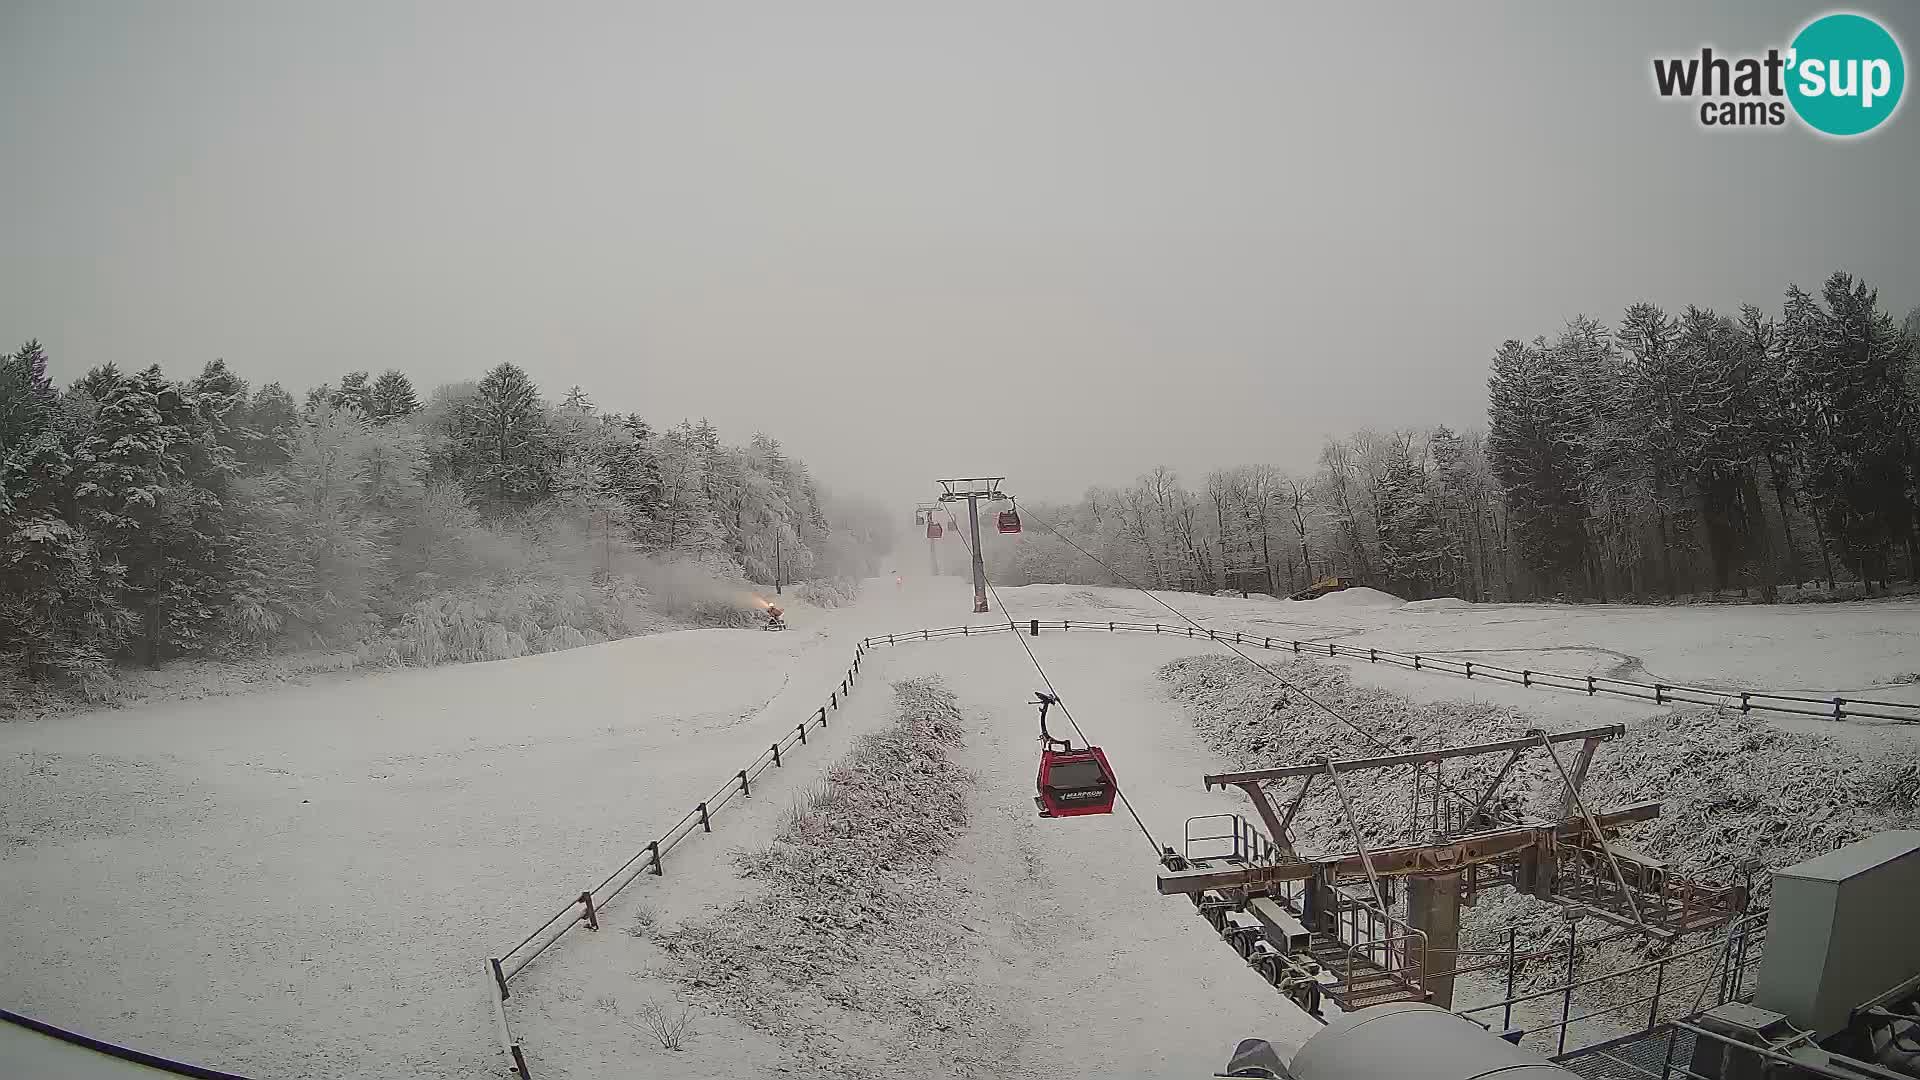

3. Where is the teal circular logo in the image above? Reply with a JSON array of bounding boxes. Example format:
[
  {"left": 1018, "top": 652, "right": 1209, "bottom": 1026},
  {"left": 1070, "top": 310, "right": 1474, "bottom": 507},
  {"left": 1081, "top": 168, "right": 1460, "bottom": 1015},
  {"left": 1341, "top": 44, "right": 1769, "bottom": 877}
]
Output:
[{"left": 1787, "top": 13, "right": 1905, "bottom": 136}]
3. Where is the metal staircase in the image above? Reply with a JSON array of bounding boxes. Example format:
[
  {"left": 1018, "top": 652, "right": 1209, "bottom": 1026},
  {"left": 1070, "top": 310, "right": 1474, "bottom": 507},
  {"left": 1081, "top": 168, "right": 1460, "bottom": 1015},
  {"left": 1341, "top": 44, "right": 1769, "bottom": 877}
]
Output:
[{"left": 1167, "top": 815, "right": 1429, "bottom": 1016}]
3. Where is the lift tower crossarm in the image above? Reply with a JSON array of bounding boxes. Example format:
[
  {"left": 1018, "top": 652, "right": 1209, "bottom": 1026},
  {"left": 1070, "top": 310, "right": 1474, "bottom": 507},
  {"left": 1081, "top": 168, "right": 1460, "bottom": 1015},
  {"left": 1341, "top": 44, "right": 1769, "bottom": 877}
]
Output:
[
  {"left": 934, "top": 477, "right": 1010, "bottom": 614},
  {"left": 1203, "top": 725, "right": 1625, "bottom": 788},
  {"left": 1155, "top": 801, "right": 1663, "bottom": 895}
]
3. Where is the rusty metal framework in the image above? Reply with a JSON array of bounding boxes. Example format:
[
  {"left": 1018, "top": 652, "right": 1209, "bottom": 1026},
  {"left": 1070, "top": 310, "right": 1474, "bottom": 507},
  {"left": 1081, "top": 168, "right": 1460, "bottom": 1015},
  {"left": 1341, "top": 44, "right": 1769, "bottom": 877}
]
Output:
[{"left": 1158, "top": 727, "right": 1748, "bottom": 1014}]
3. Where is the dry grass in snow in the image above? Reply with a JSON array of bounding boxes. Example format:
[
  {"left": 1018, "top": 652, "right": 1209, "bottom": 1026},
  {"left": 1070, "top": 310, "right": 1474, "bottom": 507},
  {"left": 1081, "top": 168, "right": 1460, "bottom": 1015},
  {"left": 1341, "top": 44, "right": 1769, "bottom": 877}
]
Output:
[
  {"left": 658, "top": 676, "right": 984, "bottom": 1077},
  {"left": 1158, "top": 653, "right": 1554, "bottom": 852}
]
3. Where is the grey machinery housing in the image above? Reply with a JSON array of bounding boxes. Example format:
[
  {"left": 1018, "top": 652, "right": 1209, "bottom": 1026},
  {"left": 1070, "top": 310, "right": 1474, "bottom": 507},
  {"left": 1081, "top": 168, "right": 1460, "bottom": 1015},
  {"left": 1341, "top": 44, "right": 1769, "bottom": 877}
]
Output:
[{"left": 1226, "top": 1002, "right": 1580, "bottom": 1080}]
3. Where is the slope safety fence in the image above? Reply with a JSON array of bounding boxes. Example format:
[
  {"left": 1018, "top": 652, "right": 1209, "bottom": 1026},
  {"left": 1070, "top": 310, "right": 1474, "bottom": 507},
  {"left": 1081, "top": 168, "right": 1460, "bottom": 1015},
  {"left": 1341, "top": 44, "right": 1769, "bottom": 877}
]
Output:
[
  {"left": 483, "top": 641, "right": 870, "bottom": 1080},
  {"left": 0, "top": 1007, "right": 262, "bottom": 1080},
  {"left": 860, "top": 620, "right": 1920, "bottom": 725}
]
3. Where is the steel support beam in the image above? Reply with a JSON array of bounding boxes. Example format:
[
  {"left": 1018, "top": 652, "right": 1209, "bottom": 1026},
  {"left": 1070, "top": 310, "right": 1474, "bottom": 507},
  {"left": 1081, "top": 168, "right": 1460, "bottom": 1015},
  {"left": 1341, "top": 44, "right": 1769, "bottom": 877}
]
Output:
[
  {"left": 1156, "top": 802, "right": 1661, "bottom": 897},
  {"left": 1204, "top": 725, "right": 1625, "bottom": 787},
  {"left": 1557, "top": 737, "right": 1602, "bottom": 822},
  {"left": 1409, "top": 873, "right": 1462, "bottom": 1008},
  {"left": 1231, "top": 781, "right": 1294, "bottom": 858}
]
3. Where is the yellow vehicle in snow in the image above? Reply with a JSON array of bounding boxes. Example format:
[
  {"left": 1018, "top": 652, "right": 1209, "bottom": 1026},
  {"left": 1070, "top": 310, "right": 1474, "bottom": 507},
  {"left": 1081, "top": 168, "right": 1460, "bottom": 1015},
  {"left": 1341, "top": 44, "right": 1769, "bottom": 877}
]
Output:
[{"left": 1288, "top": 576, "right": 1356, "bottom": 601}]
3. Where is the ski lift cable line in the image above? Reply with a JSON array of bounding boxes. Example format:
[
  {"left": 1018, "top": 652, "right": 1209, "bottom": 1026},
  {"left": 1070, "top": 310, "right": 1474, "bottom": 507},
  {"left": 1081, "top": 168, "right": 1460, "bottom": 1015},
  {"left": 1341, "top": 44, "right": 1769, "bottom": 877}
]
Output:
[
  {"left": 1019, "top": 506, "right": 1515, "bottom": 819},
  {"left": 1020, "top": 506, "right": 1397, "bottom": 755},
  {"left": 947, "top": 513, "right": 1163, "bottom": 858}
]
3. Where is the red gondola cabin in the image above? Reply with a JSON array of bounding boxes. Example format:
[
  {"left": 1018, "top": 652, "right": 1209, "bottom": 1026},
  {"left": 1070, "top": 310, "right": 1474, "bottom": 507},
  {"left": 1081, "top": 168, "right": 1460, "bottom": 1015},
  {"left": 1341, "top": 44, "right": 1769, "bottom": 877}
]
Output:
[
  {"left": 1030, "top": 692, "right": 1116, "bottom": 818},
  {"left": 997, "top": 509, "right": 1021, "bottom": 534},
  {"left": 1036, "top": 745, "right": 1117, "bottom": 817},
  {"left": 927, "top": 519, "right": 943, "bottom": 539}
]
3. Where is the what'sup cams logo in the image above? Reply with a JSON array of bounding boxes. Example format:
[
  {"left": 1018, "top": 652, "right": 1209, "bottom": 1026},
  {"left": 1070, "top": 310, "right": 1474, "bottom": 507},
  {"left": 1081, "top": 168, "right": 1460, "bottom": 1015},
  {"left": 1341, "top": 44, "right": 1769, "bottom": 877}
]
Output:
[{"left": 1653, "top": 11, "right": 1905, "bottom": 136}]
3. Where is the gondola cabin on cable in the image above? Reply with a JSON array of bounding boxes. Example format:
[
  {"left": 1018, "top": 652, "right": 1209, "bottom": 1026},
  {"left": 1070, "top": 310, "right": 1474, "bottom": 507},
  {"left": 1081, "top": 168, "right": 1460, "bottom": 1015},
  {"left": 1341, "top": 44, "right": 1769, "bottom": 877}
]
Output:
[
  {"left": 991, "top": 496, "right": 1022, "bottom": 534},
  {"left": 1031, "top": 692, "right": 1116, "bottom": 818},
  {"left": 926, "top": 517, "right": 943, "bottom": 539}
]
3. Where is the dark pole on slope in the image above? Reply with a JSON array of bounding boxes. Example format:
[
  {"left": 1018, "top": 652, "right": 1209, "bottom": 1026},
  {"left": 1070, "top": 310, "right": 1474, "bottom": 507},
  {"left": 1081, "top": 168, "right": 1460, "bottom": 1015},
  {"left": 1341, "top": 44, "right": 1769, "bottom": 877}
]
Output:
[
  {"left": 937, "top": 478, "right": 1006, "bottom": 615},
  {"left": 775, "top": 529, "right": 782, "bottom": 595},
  {"left": 967, "top": 496, "right": 988, "bottom": 612}
]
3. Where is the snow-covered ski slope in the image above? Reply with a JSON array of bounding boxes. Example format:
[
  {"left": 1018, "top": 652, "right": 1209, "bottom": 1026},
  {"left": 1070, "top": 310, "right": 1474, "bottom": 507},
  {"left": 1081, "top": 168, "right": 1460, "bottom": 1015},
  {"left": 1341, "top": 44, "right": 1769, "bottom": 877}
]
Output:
[{"left": 3, "top": 577, "right": 1916, "bottom": 1078}]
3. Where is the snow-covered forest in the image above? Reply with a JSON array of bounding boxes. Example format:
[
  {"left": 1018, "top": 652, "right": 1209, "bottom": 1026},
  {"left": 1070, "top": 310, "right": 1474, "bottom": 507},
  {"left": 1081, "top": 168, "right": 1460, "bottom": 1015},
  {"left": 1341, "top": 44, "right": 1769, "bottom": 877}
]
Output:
[
  {"left": 0, "top": 352, "right": 894, "bottom": 693},
  {"left": 991, "top": 273, "right": 1920, "bottom": 604}
]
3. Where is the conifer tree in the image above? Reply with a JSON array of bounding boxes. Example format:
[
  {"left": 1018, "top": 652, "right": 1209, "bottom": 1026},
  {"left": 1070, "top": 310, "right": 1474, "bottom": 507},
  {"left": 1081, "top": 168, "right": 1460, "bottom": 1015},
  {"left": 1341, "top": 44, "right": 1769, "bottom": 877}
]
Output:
[
  {"left": 461, "top": 363, "right": 550, "bottom": 511},
  {"left": 369, "top": 370, "right": 419, "bottom": 422}
]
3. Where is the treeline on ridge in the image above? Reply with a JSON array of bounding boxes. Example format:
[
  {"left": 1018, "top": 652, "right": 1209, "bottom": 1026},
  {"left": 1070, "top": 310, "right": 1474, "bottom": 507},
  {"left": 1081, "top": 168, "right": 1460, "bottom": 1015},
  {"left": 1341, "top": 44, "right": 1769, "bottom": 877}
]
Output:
[{"left": 0, "top": 352, "right": 893, "bottom": 690}]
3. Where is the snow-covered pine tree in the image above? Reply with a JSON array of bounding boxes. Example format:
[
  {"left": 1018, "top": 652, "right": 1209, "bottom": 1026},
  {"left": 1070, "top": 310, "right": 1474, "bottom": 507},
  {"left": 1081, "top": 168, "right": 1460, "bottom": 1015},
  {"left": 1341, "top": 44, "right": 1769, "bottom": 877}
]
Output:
[
  {"left": 1486, "top": 337, "right": 1588, "bottom": 596},
  {"left": 1739, "top": 304, "right": 1806, "bottom": 585},
  {"left": 189, "top": 359, "right": 256, "bottom": 463},
  {"left": 335, "top": 371, "right": 375, "bottom": 415},
  {"left": 461, "top": 363, "right": 551, "bottom": 513},
  {"left": 1, "top": 340, "right": 59, "bottom": 518},
  {"left": 1670, "top": 306, "right": 1770, "bottom": 593},
  {"left": 72, "top": 366, "right": 240, "bottom": 663},
  {"left": 369, "top": 370, "right": 419, "bottom": 422},
  {"left": 1613, "top": 303, "right": 1702, "bottom": 597},
  {"left": 1784, "top": 274, "right": 1917, "bottom": 588},
  {"left": 608, "top": 413, "right": 662, "bottom": 520},
  {"left": 1375, "top": 433, "right": 1448, "bottom": 598},
  {"left": 1428, "top": 425, "right": 1478, "bottom": 598},
  {"left": 72, "top": 362, "right": 122, "bottom": 402},
  {"left": 648, "top": 420, "right": 725, "bottom": 558},
  {"left": 0, "top": 342, "right": 132, "bottom": 682}
]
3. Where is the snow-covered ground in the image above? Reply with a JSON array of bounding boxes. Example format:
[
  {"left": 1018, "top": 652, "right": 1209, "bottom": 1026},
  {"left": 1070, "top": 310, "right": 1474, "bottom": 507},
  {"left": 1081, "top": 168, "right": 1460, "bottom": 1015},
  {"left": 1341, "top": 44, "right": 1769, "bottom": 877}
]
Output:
[{"left": 4, "top": 575, "right": 1918, "bottom": 1078}]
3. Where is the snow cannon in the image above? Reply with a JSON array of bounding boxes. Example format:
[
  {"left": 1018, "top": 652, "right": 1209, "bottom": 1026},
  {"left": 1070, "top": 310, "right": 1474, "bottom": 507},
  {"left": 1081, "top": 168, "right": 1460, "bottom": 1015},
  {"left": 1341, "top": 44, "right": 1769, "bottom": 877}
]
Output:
[{"left": 763, "top": 604, "right": 788, "bottom": 632}]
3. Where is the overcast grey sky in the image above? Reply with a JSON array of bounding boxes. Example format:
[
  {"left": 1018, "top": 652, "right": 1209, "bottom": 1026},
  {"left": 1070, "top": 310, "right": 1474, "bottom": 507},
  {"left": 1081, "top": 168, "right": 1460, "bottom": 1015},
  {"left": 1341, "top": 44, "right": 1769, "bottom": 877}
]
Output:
[{"left": 4, "top": 2, "right": 1916, "bottom": 509}]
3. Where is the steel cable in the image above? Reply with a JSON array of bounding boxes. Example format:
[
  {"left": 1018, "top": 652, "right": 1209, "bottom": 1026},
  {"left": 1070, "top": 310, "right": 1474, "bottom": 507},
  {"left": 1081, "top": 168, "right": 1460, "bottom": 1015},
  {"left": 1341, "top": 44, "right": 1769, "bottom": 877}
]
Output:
[{"left": 946, "top": 513, "right": 1165, "bottom": 858}]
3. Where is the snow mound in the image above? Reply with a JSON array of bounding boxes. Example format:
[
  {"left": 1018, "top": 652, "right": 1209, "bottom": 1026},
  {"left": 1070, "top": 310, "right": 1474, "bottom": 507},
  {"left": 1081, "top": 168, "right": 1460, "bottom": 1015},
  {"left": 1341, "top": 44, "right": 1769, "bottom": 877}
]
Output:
[
  {"left": 1399, "top": 596, "right": 1474, "bottom": 612},
  {"left": 1305, "top": 586, "right": 1405, "bottom": 609}
]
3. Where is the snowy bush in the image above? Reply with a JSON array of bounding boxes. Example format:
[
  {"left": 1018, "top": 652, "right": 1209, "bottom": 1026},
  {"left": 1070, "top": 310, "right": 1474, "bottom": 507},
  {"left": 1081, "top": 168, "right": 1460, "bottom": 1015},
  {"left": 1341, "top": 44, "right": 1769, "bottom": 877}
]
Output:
[
  {"left": 392, "top": 577, "right": 663, "bottom": 665},
  {"left": 635, "top": 1001, "right": 695, "bottom": 1051},
  {"left": 794, "top": 577, "right": 862, "bottom": 608}
]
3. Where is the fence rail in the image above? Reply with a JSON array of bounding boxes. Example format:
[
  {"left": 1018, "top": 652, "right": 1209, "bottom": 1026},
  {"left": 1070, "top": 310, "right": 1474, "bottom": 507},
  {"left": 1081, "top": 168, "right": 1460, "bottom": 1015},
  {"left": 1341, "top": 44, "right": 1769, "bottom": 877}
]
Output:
[
  {"left": 482, "top": 641, "right": 871, "bottom": 1079},
  {"left": 1458, "top": 911, "right": 1768, "bottom": 1057},
  {"left": 860, "top": 620, "right": 1920, "bottom": 725},
  {"left": 0, "top": 1007, "right": 262, "bottom": 1080}
]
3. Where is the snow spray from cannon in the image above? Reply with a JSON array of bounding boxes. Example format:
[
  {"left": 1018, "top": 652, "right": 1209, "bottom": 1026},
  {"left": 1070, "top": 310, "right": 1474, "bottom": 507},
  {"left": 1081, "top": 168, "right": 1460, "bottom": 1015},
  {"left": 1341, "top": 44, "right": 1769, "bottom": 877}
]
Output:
[{"left": 751, "top": 597, "right": 789, "bottom": 631}]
